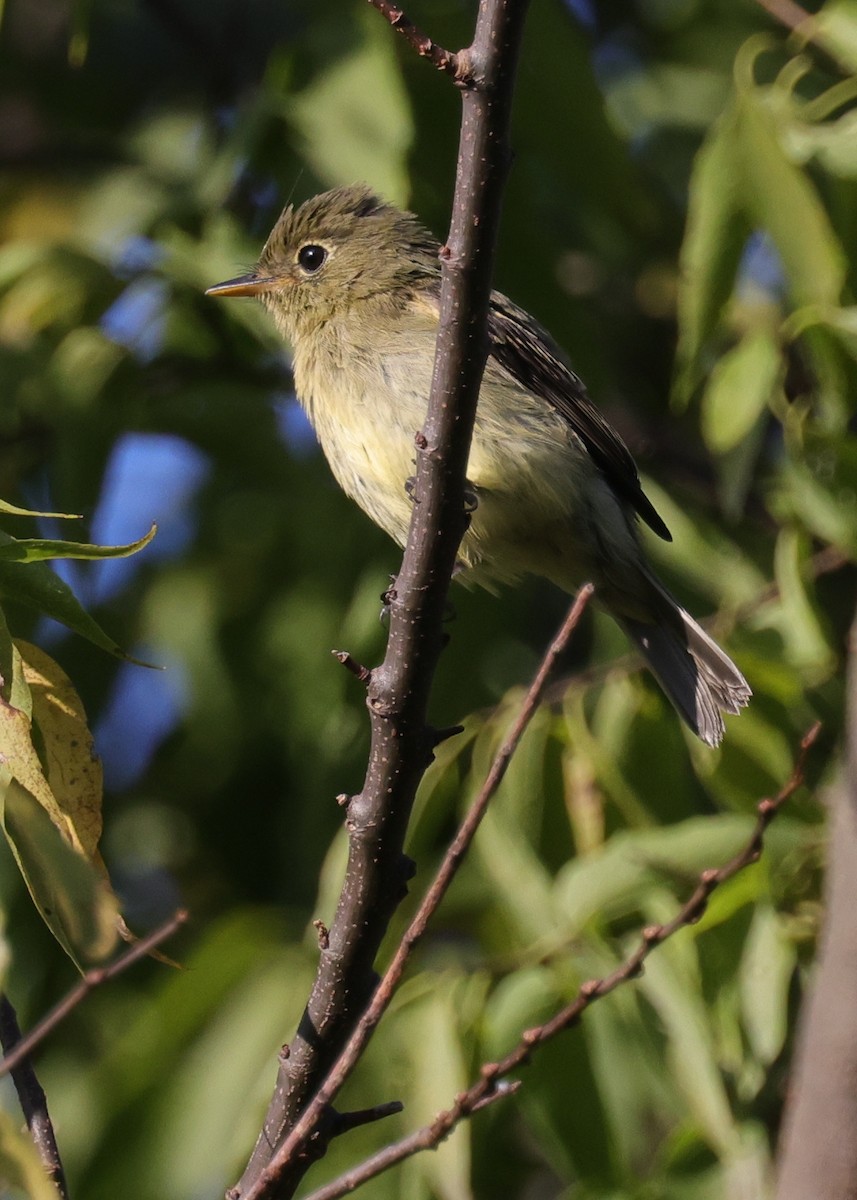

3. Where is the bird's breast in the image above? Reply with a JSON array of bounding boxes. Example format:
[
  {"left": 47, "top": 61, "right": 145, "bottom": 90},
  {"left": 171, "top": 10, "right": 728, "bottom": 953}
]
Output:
[{"left": 293, "top": 334, "right": 430, "bottom": 546}]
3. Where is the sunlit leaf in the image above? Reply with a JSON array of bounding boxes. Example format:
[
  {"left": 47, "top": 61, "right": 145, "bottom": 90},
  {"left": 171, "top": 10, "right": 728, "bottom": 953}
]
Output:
[
  {"left": 701, "top": 329, "right": 782, "bottom": 453},
  {"left": 19, "top": 640, "right": 106, "bottom": 860},
  {"left": 675, "top": 106, "right": 749, "bottom": 402},
  {"left": 0, "top": 639, "right": 118, "bottom": 965},
  {"left": 740, "top": 905, "right": 795, "bottom": 1065},
  {"left": 287, "top": 8, "right": 414, "bottom": 205},
  {"left": 767, "top": 527, "right": 835, "bottom": 677},
  {"left": 641, "top": 950, "right": 738, "bottom": 1154},
  {"left": 814, "top": 0, "right": 857, "bottom": 73},
  {"left": 402, "top": 983, "right": 470, "bottom": 1200},
  {"left": 736, "top": 93, "right": 846, "bottom": 309}
]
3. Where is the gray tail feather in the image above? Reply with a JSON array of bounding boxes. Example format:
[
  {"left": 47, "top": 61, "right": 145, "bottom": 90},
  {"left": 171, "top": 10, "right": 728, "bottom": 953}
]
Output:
[{"left": 621, "top": 604, "right": 751, "bottom": 747}]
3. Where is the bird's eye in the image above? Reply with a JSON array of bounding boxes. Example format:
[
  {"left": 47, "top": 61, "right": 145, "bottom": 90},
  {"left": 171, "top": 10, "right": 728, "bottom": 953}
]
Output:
[{"left": 297, "top": 244, "right": 327, "bottom": 273}]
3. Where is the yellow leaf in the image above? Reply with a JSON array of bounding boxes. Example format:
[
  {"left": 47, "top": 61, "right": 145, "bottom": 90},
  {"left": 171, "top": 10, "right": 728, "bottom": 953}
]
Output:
[
  {"left": 0, "top": 641, "right": 120, "bottom": 966},
  {"left": 18, "top": 640, "right": 104, "bottom": 861}
]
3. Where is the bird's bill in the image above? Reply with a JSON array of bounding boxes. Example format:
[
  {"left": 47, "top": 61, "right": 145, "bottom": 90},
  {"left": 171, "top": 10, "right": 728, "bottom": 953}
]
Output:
[{"left": 205, "top": 273, "right": 277, "bottom": 298}]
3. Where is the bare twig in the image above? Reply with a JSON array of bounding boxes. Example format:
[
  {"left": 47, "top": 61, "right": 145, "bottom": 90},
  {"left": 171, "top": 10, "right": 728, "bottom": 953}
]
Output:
[
  {"left": 300, "top": 722, "right": 821, "bottom": 1200},
  {"left": 754, "top": 0, "right": 814, "bottom": 34},
  {"left": 301, "top": 1086, "right": 518, "bottom": 1200},
  {"left": 239, "top": 587, "right": 592, "bottom": 1200},
  {"left": 0, "top": 995, "right": 69, "bottom": 1200},
  {"left": 331, "top": 1101, "right": 404, "bottom": 1135},
  {"left": 231, "top": 3, "right": 531, "bottom": 1196},
  {"left": 753, "top": 0, "right": 856, "bottom": 73},
  {"left": 366, "top": 1, "right": 462, "bottom": 78},
  {"left": 332, "top": 651, "right": 372, "bottom": 686},
  {"left": 0, "top": 909, "right": 188, "bottom": 1078}
]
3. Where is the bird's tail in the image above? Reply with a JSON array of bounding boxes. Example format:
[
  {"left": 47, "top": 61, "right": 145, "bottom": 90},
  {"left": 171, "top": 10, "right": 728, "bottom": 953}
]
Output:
[{"left": 620, "top": 597, "right": 751, "bottom": 747}]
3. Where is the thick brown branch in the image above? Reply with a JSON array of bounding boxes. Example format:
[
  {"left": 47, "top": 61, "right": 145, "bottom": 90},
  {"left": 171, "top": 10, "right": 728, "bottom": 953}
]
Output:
[
  {"left": 231, "top": 5, "right": 531, "bottom": 1196},
  {"left": 299, "top": 723, "right": 821, "bottom": 1200}
]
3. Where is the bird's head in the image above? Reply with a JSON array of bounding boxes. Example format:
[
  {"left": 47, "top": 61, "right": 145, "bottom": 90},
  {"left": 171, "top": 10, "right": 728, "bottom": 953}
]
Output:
[{"left": 207, "top": 185, "right": 439, "bottom": 338}]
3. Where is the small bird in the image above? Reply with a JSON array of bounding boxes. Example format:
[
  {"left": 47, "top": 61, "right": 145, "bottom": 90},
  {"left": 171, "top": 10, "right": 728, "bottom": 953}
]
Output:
[{"left": 208, "top": 185, "right": 750, "bottom": 745}]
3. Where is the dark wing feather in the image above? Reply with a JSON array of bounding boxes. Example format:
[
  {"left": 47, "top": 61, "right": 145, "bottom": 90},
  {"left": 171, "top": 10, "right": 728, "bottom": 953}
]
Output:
[{"left": 487, "top": 294, "right": 672, "bottom": 542}]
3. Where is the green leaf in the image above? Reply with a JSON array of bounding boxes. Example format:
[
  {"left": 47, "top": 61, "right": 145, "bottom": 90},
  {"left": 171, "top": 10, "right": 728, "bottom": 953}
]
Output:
[
  {"left": 641, "top": 950, "right": 739, "bottom": 1154},
  {"left": 0, "top": 499, "right": 80, "bottom": 519},
  {"left": 0, "top": 523, "right": 156, "bottom": 564},
  {"left": 740, "top": 905, "right": 795, "bottom": 1065},
  {"left": 553, "top": 816, "right": 758, "bottom": 936},
  {"left": 0, "top": 554, "right": 144, "bottom": 660},
  {"left": 737, "top": 93, "right": 847, "bottom": 309},
  {"left": 769, "top": 526, "right": 835, "bottom": 676},
  {"left": 403, "top": 984, "right": 470, "bottom": 1200},
  {"left": 287, "top": 8, "right": 414, "bottom": 206},
  {"left": 814, "top": 0, "right": 857, "bottom": 73},
  {"left": 0, "top": 774, "right": 118, "bottom": 968},
  {"left": 675, "top": 106, "right": 749, "bottom": 403},
  {"left": 0, "top": 606, "right": 31, "bottom": 716},
  {"left": 0, "top": 1110, "right": 59, "bottom": 1200},
  {"left": 701, "top": 329, "right": 782, "bottom": 453}
]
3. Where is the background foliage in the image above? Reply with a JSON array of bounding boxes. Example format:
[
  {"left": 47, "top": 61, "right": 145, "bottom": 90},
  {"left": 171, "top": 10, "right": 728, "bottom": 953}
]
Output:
[{"left": 0, "top": 0, "right": 854, "bottom": 1196}]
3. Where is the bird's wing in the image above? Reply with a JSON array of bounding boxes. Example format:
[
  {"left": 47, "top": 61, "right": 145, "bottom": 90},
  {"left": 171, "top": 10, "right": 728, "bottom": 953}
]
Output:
[{"left": 486, "top": 293, "right": 671, "bottom": 542}]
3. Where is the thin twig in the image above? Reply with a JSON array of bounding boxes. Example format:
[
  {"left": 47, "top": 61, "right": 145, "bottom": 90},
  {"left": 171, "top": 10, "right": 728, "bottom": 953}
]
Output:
[
  {"left": 240, "top": 586, "right": 592, "bottom": 1200},
  {"left": 753, "top": 0, "right": 856, "bottom": 73},
  {"left": 300, "top": 721, "right": 821, "bottom": 1200},
  {"left": 0, "top": 995, "right": 69, "bottom": 1200},
  {"left": 366, "top": 1, "right": 462, "bottom": 78},
  {"left": 754, "top": 0, "right": 814, "bottom": 34},
  {"left": 0, "top": 909, "right": 188, "bottom": 1078}
]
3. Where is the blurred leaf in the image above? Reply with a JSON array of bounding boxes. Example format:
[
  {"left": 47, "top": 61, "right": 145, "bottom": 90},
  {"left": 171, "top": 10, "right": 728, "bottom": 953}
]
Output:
[
  {"left": 701, "top": 329, "right": 782, "bottom": 453},
  {"left": 288, "top": 9, "right": 414, "bottom": 205},
  {"left": 675, "top": 107, "right": 749, "bottom": 402},
  {"left": 0, "top": 1110, "right": 58, "bottom": 1200},
  {"left": 785, "top": 107, "right": 857, "bottom": 178},
  {"left": 0, "top": 775, "right": 118, "bottom": 967},
  {"left": 768, "top": 460, "right": 857, "bottom": 555},
  {"left": 769, "top": 526, "right": 836, "bottom": 677},
  {"left": 641, "top": 950, "right": 739, "bottom": 1155},
  {"left": 554, "top": 816, "right": 756, "bottom": 936},
  {"left": 482, "top": 966, "right": 558, "bottom": 1060},
  {"left": 403, "top": 982, "right": 470, "bottom": 1200},
  {"left": 736, "top": 91, "right": 846, "bottom": 309},
  {"left": 815, "top": 0, "right": 857, "bottom": 72},
  {"left": 740, "top": 904, "right": 795, "bottom": 1065}
]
